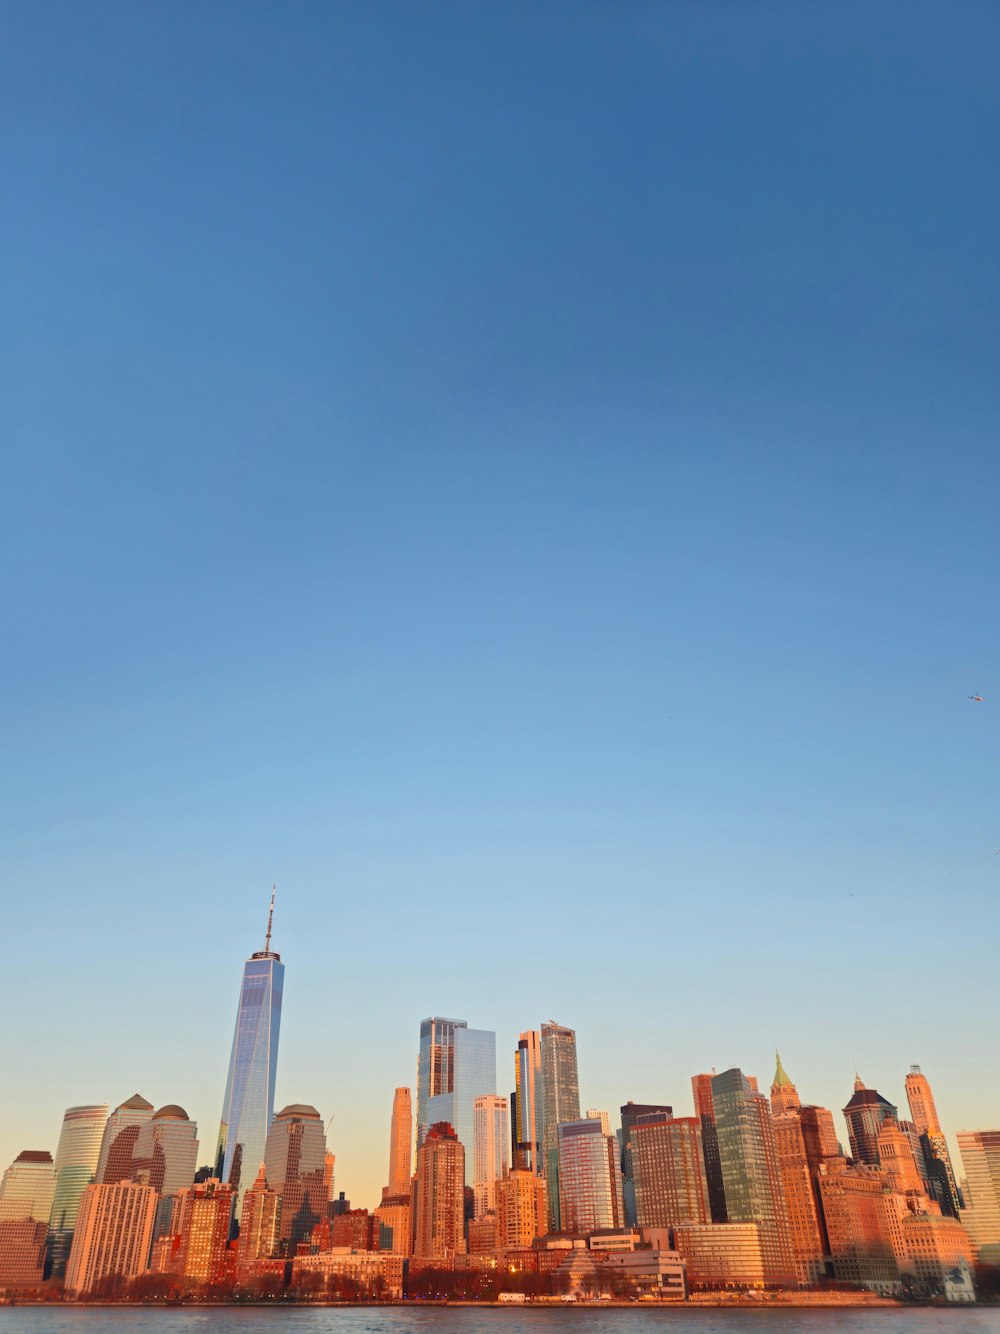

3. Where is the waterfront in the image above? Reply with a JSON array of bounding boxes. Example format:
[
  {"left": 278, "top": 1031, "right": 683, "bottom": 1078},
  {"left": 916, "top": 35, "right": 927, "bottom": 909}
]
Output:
[{"left": 2, "top": 1311, "right": 1000, "bottom": 1334}]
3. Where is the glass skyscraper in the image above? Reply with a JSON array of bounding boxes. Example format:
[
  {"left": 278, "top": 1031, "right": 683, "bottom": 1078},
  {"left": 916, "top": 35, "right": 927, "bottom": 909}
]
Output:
[
  {"left": 46, "top": 1104, "right": 108, "bottom": 1277},
  {"left": 215, "top": 896, "right": 284, "bottom": 1213},
  {"left": 541, "top": 1021, "right": 580, "bottom": 1231},
  {"left": 416, "top": 1017, "right": 496, "bottom": 1186}
]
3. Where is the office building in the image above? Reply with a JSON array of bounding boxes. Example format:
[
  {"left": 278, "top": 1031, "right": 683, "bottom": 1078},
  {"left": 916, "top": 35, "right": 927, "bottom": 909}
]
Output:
[
  {"left": 769, "top": 1057, "right": 826, "bottom": 1285},
  {"left": 541, "top": 1021, "right": 580, "bottom": 1231},
  {"left": 47, "top": 1103, "right": 109, "bottom": 1277},
  {"left": 513, "top": 1031, "right": 543, "bottom": 1173},
  {"left": 237, "top": 1163, "right": 280, "bottom": 1276},
  {"left": 557, "top": 1116, "right": 624, "bottom": 1234},
  {"left": 163, "top": 1178, "right": 235, "bottom": 1286},
  {"left": 674, "top": 1222, "right": 764, "bottom": 1289},
  {"left": 386, "top": 1087, "right": 412, "bottom": 1199},
  {"left": 817, "top": 1158, "right": 903, "bottom": 1293},
  {"left": 264, "top": 1104, "right": 327, "bottom": 1254},
  {"left": 631, "top": 1114, "right": 709, "bottom": 1229},
  {"left": 64, "top": 1181, "right": 158, "bottom": 1296},
  {"left": 95, "top": 1095, "right": 153, "bottom": 1186},
  {"left": 958, "top": 1129, "right": 1000, "bottom": 1260},
  {"left": 620, "top": 1102, "right": 673, "bottom": 1227},
  {"left": 0, "top": 1219, "right": 48, "bottom": 1288},
  {"left": 413, "top": 1121, "right": 465, "bottom": 1258},
  {"left": 0, "top": 1150, "right": 56, "bottom": 1223},
  {"left": 473, "top": 1094, "right": 509, "bottom": 1217},
  {"left": 906, "top": 1066, "right": 960, "bottom": 1216},
  {"left": 131, "top": 1105, "right": 199, "bottom": 1239},
  {"left": 417, "top": 1018, "right": 496, "bottom": 1188},
  {"left": 496, "top": 1168, "right": 548, "bottom": 1253},
  {"left": 691, "top": 1074, "right": 728, "bottom": 1223},
  {"left": 711, "top": 1068, "right": 796, "bottom": 1287},
  {"left": 842, "top": 1075, "right": 897, "bottom": 1167},
  {"left": 215, "top": 893, "right": 284, "bottom": 1210}
]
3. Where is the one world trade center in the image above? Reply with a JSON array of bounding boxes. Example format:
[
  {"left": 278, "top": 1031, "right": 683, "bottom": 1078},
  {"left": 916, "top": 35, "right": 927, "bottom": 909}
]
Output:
[{"left": 215, "top": 892, "right": 284, "bottom": 1214}]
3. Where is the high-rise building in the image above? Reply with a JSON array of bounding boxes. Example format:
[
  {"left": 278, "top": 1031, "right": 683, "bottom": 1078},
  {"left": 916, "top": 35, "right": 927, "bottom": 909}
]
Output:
[
  {"left": 957, "top": 1130, "right": 1000, "bottom": 1260},
  {"left": 817, "top": 1158, "right": 903, "bottom": 1292},
  {"left": 496, "top": 1168, "right": 548, "bottom": 1253},
  {"left": 0, "top": 1151, "right": 56, "bottom": 1224},
  {"left": 556, "top": 1117, "right": 624, "bottom": 1235},
  {"left": 906, "top": 1066, "right": 960, "bottom": 1216},
  {"left": 842, "top": 1075, "right": 897, "bottom": 1167},
  {"left": 47, "top": 1103, "right": 109, "bottom": 1278},
  {"left": 131, "top": 1105, "right": 199, "bottom": 1239},
  {"left": 711, "top": 1068, "right": 796, "bottom": 1288},
  {"left": 374, "top": 1195, "right": 412, "bottom": 1256},
  {"left": 691, "top": 1074, "right": 728, "bottom": 1223},
  {"left": 95, "top": 1095, "right": 153, "bottom": 1186},
  {"left": 540, "top": 1021, "right": 580, "bottom": 1232},
  {"left": 620, "top": 1102, "right": 673, "bottom": 1227},
  {"left": 417, "top": 1018, "right": 496, "bottom": 1185},
  {"left": 164, "top": 1178, "right": 235, "bottom": 1286},
  {"left": 768, "top": 1056, "right": 826, "bottom": 1285},
  {"left": 64, "top": 1181, "right": 158, "bottom": 1296},
  {"left": 387, "top": 1087, "right": 412, "bottom": 1199},
  {"left": 263, "top": 1104, "right": 327, "bottom": 1254},
  {"left": 0, "top": 1220, "right": 49, "bottom": 1288},
  {"left": 473, "top": 1095, "right": 509, "bottom": 1218},
  {"left": 630, "top": 1114, "right": 709, "bottom": 1229},
  {"left": 513, "top": 1031, "right": 543, "bottom": 1173},
  {"left": 236, "top": 1163, "right": 280, "bottom": 1276},
  {"left": 215, "top": 893, "right": 284, "bottom": 1210},
  {"left": 413, "top": 1121, "right": 466, "bottom": 1258}
]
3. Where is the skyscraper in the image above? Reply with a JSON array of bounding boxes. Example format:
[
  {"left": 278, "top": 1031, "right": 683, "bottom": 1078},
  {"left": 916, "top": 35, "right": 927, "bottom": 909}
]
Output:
[
  {"left": 630, "top": 1114, "right": 709, "bottom": 1229},
  {"left": 162, "top": 1178, "right": 235, "bottom": 1286},
  {"left": 691, "top": 1074, "right": 728, "bottom": 1223},
  {"left": 556, "top": 1117, "right": 624, "bottom": 1234},
  {"left": 416, "top": 1017, "right": 496, "bottom": 1184},
  {"left": 215, "top": 893, "right": 284, "bottom": 1210},
  {"left": 842, "top": 1075, "right": 897, "bottom": 1167},
  {"left": 64, "top": 1181, "right": 158, "bottom": 1296},
  {"left": 95, "top": 1095, "right": 153, "bottom": 1186},
  {"left": 768, "top": 1055, "right": 826, "bottom": 1285},
  {"left": 473, "top": 1094, "right": 509, "bottom": 1217},
  {"left": 0, "top": 1151, "right": 56, "bottom": 1224},
  {"left": 131, "top": 1105, "right": 199, "bottom": 1239},
  {"left": 496, "top": 1169, "right": 548, "bottom": 1254},
  {"left": 957, "top": 1130, "right": 1000, "bottom": 1261},
  {"left": 620, "top": 1101, "right": 673, "bottom": 1227},
  {"left": 711, "top": 1068, "right": 796, "bottom": 1288},
  {"left": 386, "top": 1087, "right": 413, "bottom": 1199},
  {"left": 540, "top": 1021, "right": 580, "bottom": 1232},
  {"left": 264, "top": 1104, "right": 328, "bottom": 1254},
  {"left": 413, "top": 1122, "right": 466, "bottom": 1258},
  {"left": 237, "top": 1163, "right": 281, "bottom": 1276},
  {"left": 513, "top": 1031, "right": 543, "bottom": 1173},
  {"left": 906, "top": 1065, "right": 960, "bottom": 1216},
  {"left": 47, "top": 1103, "right": 109, "bottom": 1278}
]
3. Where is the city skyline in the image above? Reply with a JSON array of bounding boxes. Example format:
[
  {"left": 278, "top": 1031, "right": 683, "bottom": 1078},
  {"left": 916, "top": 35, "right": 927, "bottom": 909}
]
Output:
[{"left": 4, "top": 0, "right": 998, "bottom": 1234}]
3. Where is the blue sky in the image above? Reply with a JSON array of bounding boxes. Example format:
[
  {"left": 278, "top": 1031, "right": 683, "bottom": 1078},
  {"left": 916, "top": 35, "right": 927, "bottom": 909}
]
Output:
[{"left": 3, "top": 1, "right": 998, "bottom": 1205}]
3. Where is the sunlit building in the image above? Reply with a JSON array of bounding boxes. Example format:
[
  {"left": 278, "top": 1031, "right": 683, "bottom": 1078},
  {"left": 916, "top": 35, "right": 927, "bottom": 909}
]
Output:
[
  {"left": 496, "top": 1168, "right": 547, "bottom": 1253},
  {"left": 473, "top": 1094, "right": 509, "bottom": 1217},
  {"left": 264, "top": 1104, "right": 327, "bottom": 1254},
  {"left": 131, "top": 1105, "right": 199, "bottom": 1239},
  {"left": 95, "top": 1095, "right": 153, "bottom": 1186},
  {"left": 817, "top": 1158, "right": 902, "bottom": 1293},
  {"left": 541, "top": 1021, "right": 580, "bottom": 1231},
  {"left": 958, "top": 1129, "right": 1000, "bottom": 1260},
  {"left": 386, "top": 1087, "right": 412, "bottom": 1199},
  {"left": 47, "top": 1103, "right": 109, "bottom": 1277},
  {"left": 0, "top": 1150, "right": 56, "bottom": 1224},
  {"left": 906, "top": 1066, "right": 960, "bottom": 1216},
  {"left": 237, "top": 1163, "right": 280, "bottom": 1276},
  {"left": 163, "top": 1177, "right": 235, "bottom": 1286},
  {"left": 0, "top": 1220, "right": 48, "bottom": 1287},
  {"left": 769, "top": 1055, "right": 827, "bottom": 1285},
  {"left": 413, "top": 1121, "right": 465, "bottom": 1258},
  {"left": 631, "top": 1113, "right": 709, "bottom": 1229},
  {"left": 557, "top": 1116, "right": 624, "bottom": 1234},
  {"left": 842, "top": 1075, "right": 897, "bottom": 1167},
  {"left": 64, "top": 1180, "right": 158, "bottom": 1296},
  {"left": 620, "top": 1101, "right": 673, "bottom": 1227},
  {"left": 513, "top": 1031, "right": 543, "bottom": 1173},
  {"left": 215, "top": 894, "right": 284, "bottom": 1212},
  {"left": 417, "top": 1017, "right": 496, "bottom": 1187},
  {"left": 691, "top": 1074, "right": 728, "bottom": 1223},
  {"left": 674, "top": 1222, "right": 764, "bottom": 1289}
]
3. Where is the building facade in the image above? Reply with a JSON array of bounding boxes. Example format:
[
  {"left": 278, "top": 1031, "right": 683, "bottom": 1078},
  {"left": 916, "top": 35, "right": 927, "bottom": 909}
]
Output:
[
  {"left": 842, "top": 1076, "right": 897, "bottom": 1167},
  {"left": 473, "top": 1094, "right": 509, "bottom": 1217},
  {"left": 264, "top": 1104, "right": 328, "bottom": 1254},
  {"left": 131, "top": 1104, "right": 199, "bottom": 1239},
  {"left": 513, "top": 1031, "right": 543, "bottom": 1174},
  {"left": 631, "top": 1114, "right": 709, "bottom": 1229},
  {"left": 0, "top": 1150, "right": 56, "bottom": 1224},
  {"left": 691, "top": 1074, "right": 728, "bottom": 1223},
  {"left": 541, "top": 1021, "right": 580, "bottom": 1232},
  {"left": 557, "top": 1117, "right": 624, "bottom": 1235},
  {"left": 387, "top": 1087, "right": 412, "bottom": 1199},
  {"left": 95, "top": 1094, "right": 153, "bottom": 1186},
  {"left": 413, "top": 1122, "right": 466, "bottom": 1259},
  {"left": 47, "top": 1103, "right": 109, "bottom": 1278},
  {"left": 64, "top": 1181, "right": 158, "bottom": 1296},
  {"left": 496, "top": 1168, "right": 548, "bottom": 1253}
]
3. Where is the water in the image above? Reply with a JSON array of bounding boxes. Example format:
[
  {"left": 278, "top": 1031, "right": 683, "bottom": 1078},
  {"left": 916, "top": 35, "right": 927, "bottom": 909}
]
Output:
[{"left": 1, "top": 1311, "right": 999, "bottom": 1334}]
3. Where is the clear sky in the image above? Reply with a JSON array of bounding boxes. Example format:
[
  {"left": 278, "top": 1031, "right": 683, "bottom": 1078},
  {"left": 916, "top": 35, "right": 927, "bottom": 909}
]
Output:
[{"left": 3, "top": 1, "right": 998, "bottom": 1207}]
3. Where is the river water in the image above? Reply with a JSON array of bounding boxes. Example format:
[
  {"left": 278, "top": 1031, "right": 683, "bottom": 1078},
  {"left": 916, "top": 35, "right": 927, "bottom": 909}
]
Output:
[{"left": 2, "top": 1310, "right": 1000, "bottom": 1334}]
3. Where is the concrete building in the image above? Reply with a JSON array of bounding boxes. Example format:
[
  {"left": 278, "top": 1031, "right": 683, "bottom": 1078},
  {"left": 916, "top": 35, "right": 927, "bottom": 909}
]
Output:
[
  {"left": 64, "top": 1181, "right": 158, "bottom": 1296},
  {"left": 769, "top": 1056, "right": 827, "bottom": 1285},
  {"left": 161, "top": 1177, "right": 235, "bottom": 1286},
  {"left": 237, "top": 1163, "right": 280, "bottom": 1275},
  {"left": 900, "top": 1211, "right": 975, "bottom": 1301},
  {"left": 842, "top": 1076, "right": 897, "bottom": 1167},
  {"left": 958, "top": 1129, "right": 1000, "bottom": 1261},
  {"left": 817, "top": 1159, "right": 902, "bottom": 1294},
  {"left": 264, "top": 1104, "right": 327, "bottom": 1254},
  {"left": 495, "top": 1168, "right": 548, "bottom": 1253},
  {"left": 473, "top": 1094, "right": 509, "bottom": 1217},
  {"left": 619, "top": 1101, "right": 673, "bottom": 1227},
  {"left": 691, "top": 1074, "right": 728, "bottom": 1223},
  {"left": 131, "top": 1104, "right": 199, "bottom": 1239},
  {"left": 374, "top": 1195, "right": 412, "bottom": 1256},
  {"left": 557, "top": 1116, "right": 624, "bottom": 1234},
  {"left": 674, "top": 1222, "right": 764, "bottom": 1289},
  {"left": 0, "top": 1220, "right": 48, "bottom": 1289},
  {"left": 414, "top": 1121, "right": 466, "bottom": 1258},
  {"left": 386, "top": 1087, "right": 412, "bottom": 1199},
  {"left": 94, "top": 1095, "right": 153, "bottom": 1186},
  {"left": 630, "top": 1114, "right": 709, "bottom": 1229},
  {"left": 292, "top": 1248, "right": 405, "bottom": 1298}
]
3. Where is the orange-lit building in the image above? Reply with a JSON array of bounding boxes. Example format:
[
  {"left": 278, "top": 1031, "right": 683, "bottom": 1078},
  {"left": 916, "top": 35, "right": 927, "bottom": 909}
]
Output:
[
  {"left": 414, "top": 1121, "right": 466, "bottom": 1258},
  {"left": 495, "top": 1168, "right": 547, "bottom": 1253},
  {"left": 769, "top": 1056, "right": 827, "bottom": 1285},
  {"left": 166, "top": 1177, "right": 235, "bottom": 1286},
  {"left": 237, "top": 1164, "right": 280, "bottom": 1275},
  {"left": 817, "top": 1159, "right": 902, "bottom": 1294},
  {"left": 64, "top": 1181, "right": 158, "bottom": 1295},
  {"left": 331, "top": 1208, "right": 375, "bottom": 1250},
  {"left": 630, "top": 1115, "right": 709, "bottom": 1229}
]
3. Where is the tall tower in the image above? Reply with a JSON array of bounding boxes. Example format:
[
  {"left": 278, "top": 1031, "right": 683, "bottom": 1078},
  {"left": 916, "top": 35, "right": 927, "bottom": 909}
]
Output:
[
  {"left": 95, "top": 1095, "right": 153, "bottom": 1186},
  {"left": 957, "top": 1130, "right": 1000, "bottom": 1258},
  {"left": 842, "top": 1075, "right": 897, "bottom": 1166},
  {"left": 768, "top": 1055, "right": 826, "bottom": 1285},
  {"left": 132, "top": 1105, "right": 199, "bottom": 1239},
  {"left": 556, "top": 1117, "right": 624, "bottom": 1234},
  {"left": 416, "top": 1017, "right": 495, "bottom": 1184},
  {"left": 64, "top": 1181, "right": 158, "bottom": 1296},
  {"left": 473, "top": 1095, "right": 509, "bottom": 1217},
  {"left": 513, "top": 1031, "right": 543, "bottom": 1173},
  {"left": 47, "top": 1104, "right": 109, "bottom": 1278},
  {"left": 630, "top": 1114, "right": 709, "bottom": 1229},
  {"left": 712, "top": 1067, "right": 797, "bottom": 1288},
  {"left": 263, "top": 1104, "right": 328, "bottom": 1254},
  {"left": 215, "top": 891, "right": 284, "bottom": 1210},
  {"left": 387, "top": 1088, "right": 413, "bottom": 1199},
  {"left": 906, "top": 1065, "right": 960, "bottom": 1216},
  {"left": 540, "top": 1021, "right": 580, "bottom": 1232},
  {"left": 620, "top": 1101, "right": 673, "bottom": 1227},
  {"left": 0, "top": 1151, "right": 56, "bottom": 1224},
  {"left": 414, "top": 1122, "right": 466, "bottom": 1258}
]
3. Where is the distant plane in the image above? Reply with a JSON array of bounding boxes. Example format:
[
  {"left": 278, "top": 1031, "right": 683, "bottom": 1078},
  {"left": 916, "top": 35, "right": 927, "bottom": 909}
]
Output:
[{"left": 968, "top": 694, "right": 984, "bottom": 702}]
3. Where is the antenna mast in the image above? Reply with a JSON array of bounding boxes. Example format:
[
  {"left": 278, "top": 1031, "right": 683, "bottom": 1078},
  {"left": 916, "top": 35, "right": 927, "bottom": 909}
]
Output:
[{"left": 265, "top": 886, "right": 275, "bottom": 954}]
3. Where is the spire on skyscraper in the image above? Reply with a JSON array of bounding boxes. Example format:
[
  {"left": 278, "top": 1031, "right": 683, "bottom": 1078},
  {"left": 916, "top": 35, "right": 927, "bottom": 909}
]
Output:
[
  {"left": 773, "top": 1051, "right": 792, "bottom": 1088},
  {"left": 853, "top": 1072, "right": 865, "bottom": 1092},
  {"left": 265, "top": 887, "right": 275, "bottom": 954}
]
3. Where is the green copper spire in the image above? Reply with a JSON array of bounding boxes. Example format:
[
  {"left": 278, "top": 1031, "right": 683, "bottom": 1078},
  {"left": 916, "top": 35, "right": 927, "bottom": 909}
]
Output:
[{"left": 773, "top": 1050, "right": 793, "bottom": 1088}]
